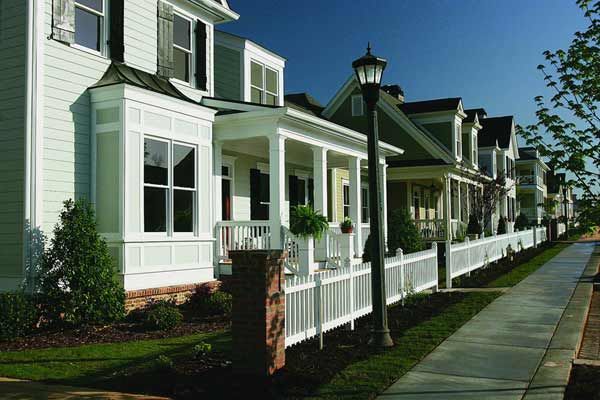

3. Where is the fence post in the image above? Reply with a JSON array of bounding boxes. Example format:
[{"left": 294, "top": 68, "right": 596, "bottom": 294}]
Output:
[
  {"left": 315, "top": 273, "right": 323, "bottom": 350},
  {"left": 445, "top": 240, "right": 452, "bottom": 289},
  {"left": 533, "top": 226, "right": 537, "bottom": 248},
  {"left": 397, "top": 248, "right": 405, "bottom": 305},
  {"left": 346, "top": 257, "right": 354, "bottom": 331},
  {"left": 466, "top": 237, "right": 471, "bottom": 277},
  {"left": 432, "top": 242, "right": 439, "bottom": 293}
]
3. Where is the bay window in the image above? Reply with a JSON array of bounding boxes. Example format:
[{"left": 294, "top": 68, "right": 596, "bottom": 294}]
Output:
[
  {"left": 74, "top": 0, "right": 105, "bottom": 53},
  {"left": 144, "top": 137, "right": 197, "bottom": 234},
  {"left": 250, "top": 61, "right": 279, "bottom": 105},
  {"left": 173, "top": 13, "right": 192, "bottom": 83}
]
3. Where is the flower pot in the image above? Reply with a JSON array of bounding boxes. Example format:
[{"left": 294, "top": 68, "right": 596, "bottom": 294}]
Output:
[
  {"left": 468, "top": 233, "right": 479, "bottom": 241},
  {"left": 341, "top": 226, "right": 354, "bottom": 234}
]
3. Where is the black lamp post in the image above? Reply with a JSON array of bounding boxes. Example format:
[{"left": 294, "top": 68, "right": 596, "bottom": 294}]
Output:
[
  {"left": 352, "top": 44, "right": 393, "bottom": 348},
  {"left": 562, "top": 186, "right": 569, "bottom": 235}
]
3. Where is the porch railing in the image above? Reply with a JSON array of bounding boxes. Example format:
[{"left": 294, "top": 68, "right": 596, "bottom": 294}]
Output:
[
  {"left": 282, "top": 226, "right": 300, "bottom": 274},
  {"left": 215, "top": 220, "right": 271, "bottom": 260},
  {"left": 415, "top": 219, "right": 446, "bottom": 240}
]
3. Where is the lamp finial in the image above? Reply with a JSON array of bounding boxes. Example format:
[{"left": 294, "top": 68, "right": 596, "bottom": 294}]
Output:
[{"left": 367, "top": 42, "right": 372, "bottom": 55}]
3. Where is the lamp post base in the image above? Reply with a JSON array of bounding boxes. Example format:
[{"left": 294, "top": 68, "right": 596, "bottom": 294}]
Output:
[{"left": 368, "top": 328, "right": 394, "bottom": 347}]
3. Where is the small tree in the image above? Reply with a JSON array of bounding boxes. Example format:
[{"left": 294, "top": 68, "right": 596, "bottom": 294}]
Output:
[
  {"left": 497, "top": 216, "right": 508, "bottom": 235},
  {"left": 515, "top": 212, "right": 530, "bottom": 231},
  {"left": 467, "top": 214, "right": 483, "bottom": 236},
  {"left": 387, "top": 209, "right": 425, "bottom": 255},
  {"left": 38, "top": 199, "right": 125, "bottom": 326},
  {"left": 471, "top": 170, "right": 512, "bottom": 231}
]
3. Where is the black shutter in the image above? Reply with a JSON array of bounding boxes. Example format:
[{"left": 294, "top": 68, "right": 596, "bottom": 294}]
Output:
[
  {"left": 109, "top": 0, "right": 125, "bottom": 62},
  {"left": 250, "top": 169, "right": 261, "bottom": 220},
  {"left": 308, "top": 178, "right": 315, "bottom": 208},
  {"left": 289, "top": 176, "right": 298, "bottom": 209},
  {"left": 52, "top": 0, "right": 75, "bottom": 44},
  {"left": 157, "top": 1, "right": 174, "bottom": 78},
  {"left": 195, "top": 21, "right": 208, "bottom": 91}
]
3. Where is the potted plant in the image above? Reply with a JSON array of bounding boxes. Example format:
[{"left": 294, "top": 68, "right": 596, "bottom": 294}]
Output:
[
  {"left": 466, "top": 214, "right": 482, "bottom": 240},
  {"left": 290, "top": 205, "right": 329, "bottom": 275},
  {"left": 340, "top": 217, "right": 354, "bottom": 234}
]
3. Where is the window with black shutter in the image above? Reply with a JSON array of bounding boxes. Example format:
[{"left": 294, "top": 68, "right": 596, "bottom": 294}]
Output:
[
  {"left": 195, "top": 21, "right": 208, "bottom": 91},
  {"left": 250, "top": 169, "right": 269, "bottom": 220}
]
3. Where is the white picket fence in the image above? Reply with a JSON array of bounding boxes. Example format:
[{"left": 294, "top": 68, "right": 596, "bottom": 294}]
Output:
[
  {"left": 557, "top": 222, "right": 566, "bottom": 238},
  {"left": 284, "top": 243, "right": 438, "bottom": 348},
  {"left": 445, "top": 226, "right": 548, "bottom": 288}
]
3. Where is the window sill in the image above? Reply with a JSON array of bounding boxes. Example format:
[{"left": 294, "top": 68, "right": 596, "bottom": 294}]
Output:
[{"left": 69, "top": 42, "right": 109, "bottom": 60}]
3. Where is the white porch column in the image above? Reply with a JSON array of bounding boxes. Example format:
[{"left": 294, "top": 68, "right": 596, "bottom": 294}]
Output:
[
  {"left": 312, "top": 147, "right": 328, "bottom": 217},
  {"left": 269, "top": 134, "right": 286, "bottom": 249},
  {"left": 213, "top": 141, "right": 223, "bottom": 225},
  {"left": 380, "top": 162, "right": 388, "bottom": 249},
  {"left": 457, "top": 180, "right": 462, "bottom": 224},
  {"left": 348, "top": 156, "right": 362, "bottom": 258},
  {"left": 313, "top": 146, "right": 328, "bottom": 260},
  {"left": 444, "top": 175, "right": 452, "bottom": 241},
  {"left": 466, "top": 183, "right": 470, "bottom": 221}
]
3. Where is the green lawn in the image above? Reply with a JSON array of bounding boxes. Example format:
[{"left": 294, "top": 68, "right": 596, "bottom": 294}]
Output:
[
  {"left": 485, "top": 243, "right": 569, "bottom": 287},
  {"left": 0, "top": 331, "right": 230, "bottom": 389}
]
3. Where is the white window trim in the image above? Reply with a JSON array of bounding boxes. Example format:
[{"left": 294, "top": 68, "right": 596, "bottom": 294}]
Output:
[
  {"left": 361, "top": 184, "right": 369, "bottom": 223},
  {"left": 250, "top": 59, "right": 278, "bottom": 105},
  {"left": 221, "top": 156, "right": 235, "bottom": 220},
  {"left": 172, "top": 11, "right": 194, "bottom": 87},
  {"left": 142, "top": 136, "right": 198, "bottom": 238},
  {"left": 72, "top": 0, "right": 108, "bottom": 57},
  {"left": 351, "top": 94, "right": 364, "bottom": 117},
  {"left": 342, "top": 179, "right": 350, "bottom": 219}
]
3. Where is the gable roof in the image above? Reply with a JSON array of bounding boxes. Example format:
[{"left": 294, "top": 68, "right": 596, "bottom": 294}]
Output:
[
  {"left": 284, "top": 93, "right": 325, "bottom": 117},
  {"left": 517, "top": 147, "right": 538, "bottom": 161},
  {"left": 464, "top": 108, "right": 487, "bottom": 123},
  {"left": 398, "top": 98, "right": 462, "bottom": 115},
  {"left": 478, "top": 116, "right": 514, "bottom": 149}
]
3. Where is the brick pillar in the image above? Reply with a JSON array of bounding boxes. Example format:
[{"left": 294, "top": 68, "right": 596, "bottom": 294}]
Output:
[{"left": 229, "top": 250, "right": 286, "bottom": 377}]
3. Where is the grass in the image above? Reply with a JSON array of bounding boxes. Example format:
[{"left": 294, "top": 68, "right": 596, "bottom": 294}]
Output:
[
  {"left": 485, "top": 243, "right": 570, "bottom": 287},
  {"left": 0, "top": 331, "right": 230, "bottom": 389}
]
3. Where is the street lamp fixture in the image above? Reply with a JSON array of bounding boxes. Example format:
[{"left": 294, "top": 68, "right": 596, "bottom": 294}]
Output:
[{"left": 352, "top": 44, "right": 394, "bottom": 348}]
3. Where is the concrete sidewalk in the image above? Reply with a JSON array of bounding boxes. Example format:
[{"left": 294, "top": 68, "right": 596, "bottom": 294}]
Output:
[{"left": 379, "top": 242, "right": 597, "bottom": 400}]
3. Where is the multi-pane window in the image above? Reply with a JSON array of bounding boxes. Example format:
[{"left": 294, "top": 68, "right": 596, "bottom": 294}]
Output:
[
  {"left": 472, "top": 135, "right": 478, "bottom": 165},
  {"left": 250, "top": 61, "right": 278, "bottom": 105},
  {"left": 342, "top": 183, "right": 350, "bottom": 219},
  {"left": 173, "top": 13, "right": 192, "bottom": 83},
  {"left": 455, "top": 124, "right": 462, "bottom": 158},
  {"left": 361, "top": 187, "right": 369, "bottom": 223},
  {"left": 413, "top": 190, "right": 421, "bottom": 219},
  {"left": 352, "top": 95, "right": 364, "bottom": 117},
  {"left": 144, "top": 138, "right": 196, "bottom": 234},
  {"left": 74, "top": 0, "right": 105, "bottom": 52}
]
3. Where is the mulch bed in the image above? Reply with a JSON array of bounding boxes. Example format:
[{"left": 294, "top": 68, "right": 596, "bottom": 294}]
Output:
[
  {"left": 0, "top": 315, "right": 230, "bottom": 353},
  {"left": 565, "top": 364, "right": 600, "bottom": 400}
]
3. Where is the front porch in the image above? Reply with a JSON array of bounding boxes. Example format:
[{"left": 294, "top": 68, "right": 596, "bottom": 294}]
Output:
[{"left": 211, "top": 104, "right": 402, "bottom": 274}]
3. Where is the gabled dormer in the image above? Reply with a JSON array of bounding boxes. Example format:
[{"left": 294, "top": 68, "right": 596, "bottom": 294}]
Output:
[
  {"left": 462, "top": 108, "right": 486, "bottom": 169},
  {"left": 478, "top": 116, "right": 520, "bottom": 180},
  {"left": 213, "top": 30, "right": 286, "bottom": 105},
  {"left": 398, "top": 98, "right": 467, "bottom": 162}
]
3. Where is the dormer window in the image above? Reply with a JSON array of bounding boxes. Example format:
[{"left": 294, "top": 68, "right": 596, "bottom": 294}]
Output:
[
  {"left": 74, "top": 0, "right": 105, "bottom": 53},
  {"left": 251, "top": 61, "right": 278, "bottom": 105},
  {"left": 351, "top": 95, "right": 364, "bottom": 117},
  {"left": 173, "top": 13, "right": 192, "bottom": 83},
  {"left": 472, "top": 135, "right": 478, "bottom": 165},
  {"left": 455, "top": 124, "right": 462, "bottom": 159}
]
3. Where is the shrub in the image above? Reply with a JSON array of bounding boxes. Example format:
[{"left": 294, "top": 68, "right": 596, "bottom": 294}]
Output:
[
  {"left": 144, "top": 300, "right": 183, "bottom": 331},
  {"left": 187, "top": 289, "right": 232, "bottom": 317},
  {"left": 289, "top": 205, "right": 329, "bottom": 240},
  {"left": 387, "top": 209, "right": 424, "bottom": 255},
  {"left": 339, "top": 217, "right": 353, "bottom": 231},
  {"left": 154, "top": 355, "right": 175, "bottom": 372},
  {"left": 362, "top": 234, "right": 372, "bottom": 263},
  {"left": 0, "top": 292, "right": 39, "bottom": 341},
  {"left": 515, "top": 212, "right": 530, "bottom": 231},
  {"left": 193, "top": 341, "right": 212, "bottom": 358},
  {"left": 497, "top": 216, "right": 508, "bottom": 235},
  {"left": 37, "top": 199, "right": 125, "bottom": 326},
  {"left": 467, "top": 214, "right": 482, "bottom": 236}
]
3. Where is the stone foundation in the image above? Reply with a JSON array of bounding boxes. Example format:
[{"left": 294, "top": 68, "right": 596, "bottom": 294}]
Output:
[{"left": 125, "top": 281, "right": 221, "bottom": 312}]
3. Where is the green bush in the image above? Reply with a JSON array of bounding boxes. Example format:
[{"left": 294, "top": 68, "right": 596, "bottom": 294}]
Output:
[
  {"left": 289, "top": 205, "right": 329, "bottom": 240},
  {"left": 153, "top": 355, "right": 175, "bottom": 372},
  {"left": 515, "top": 212, "right": 530, "bottom": 231},
  {"left": 362, "top": 234, "right": 373, "bottom": 263},
  {"left": 193, "top": 341, "right": 213, "bottom": 358},
  {"left": 0, "top": 292, "right": 39, "bottom": 341},
  {"left": 144, "top": 300, "right": 183, "bottom": 331},
  {"left": 38, "top": 199, "right": 125, "bottom": 326},
  {"left": 467, "top": 214, "right": 482, "bottom": 236},
  {"left": 187, "top": 290, "right": 232, "bottom": 317},
  {"left": 497, "top": 216, "right": 508, "bottom": 235},
  {"left": 387, "top": 209, "right": 425, "bottom": 255}
]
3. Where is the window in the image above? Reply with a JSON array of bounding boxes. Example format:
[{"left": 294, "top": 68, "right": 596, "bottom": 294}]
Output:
[
  {"left": 250, "top": 61, "right": 279, "bottom": 105},
  {"left": 361, "top": 187, "right": 369, "bottom": 223},
  {"left": 74, "top": 0, "right": 105, "bottom": 53},
  {"left": 173, "top": 13, "right": 192, "bottom": 83},
  {"left": 297, "top": 178, "right": 307, "bottom": 206},
  {"left": 342, "top": 183, "right": 350, "bottom": 219},
  {"left": 472, "top": 135, "right": 478, "bottom": 165},
  {"left": 413, "top": 190, "right": 421, "bottom": 219},
  {"left": 352, "top": 95, "right": 364, "bottom": 117},
  {"left": 144, "top": 138, "right": 196, "bottom": 234},
  {"left": 259, "top": 172, "right": 270, "bottom": 205},
  {"left": 455, "top": 124, "right": 462, "bottom": 158}
]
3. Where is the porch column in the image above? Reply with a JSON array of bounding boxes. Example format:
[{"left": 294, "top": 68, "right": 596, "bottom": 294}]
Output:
[
  {"left": 312, "top": 147, "right": 328, "bottom": 217},
  {"left": 348, "top": 156, "right": 362, "bottom": 258},
  {"left": 457, "top": 180, "right": 462, "bottom": 224},
  {"left": 443, "top": 175, "right": 452, "bottom": 241},
  {"left": 269, "top": 134, "right": 286, "bottom": 249},
  {"left": 313, "top": 146, "right": 328, "bottom": 261},
  {"left": 466, "top": 183, "right": 470, "bottom": 221},
  {"left": 213, "top": 141, "right": 223, "bottom": 225},
  {"left": 380, "top": 162, "right": 388, "bottom": 248}
]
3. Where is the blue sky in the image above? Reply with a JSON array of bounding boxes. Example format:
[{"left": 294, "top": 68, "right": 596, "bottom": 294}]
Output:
[{"left": 221, "top": 0, "right": 588, "bottom": 140}]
